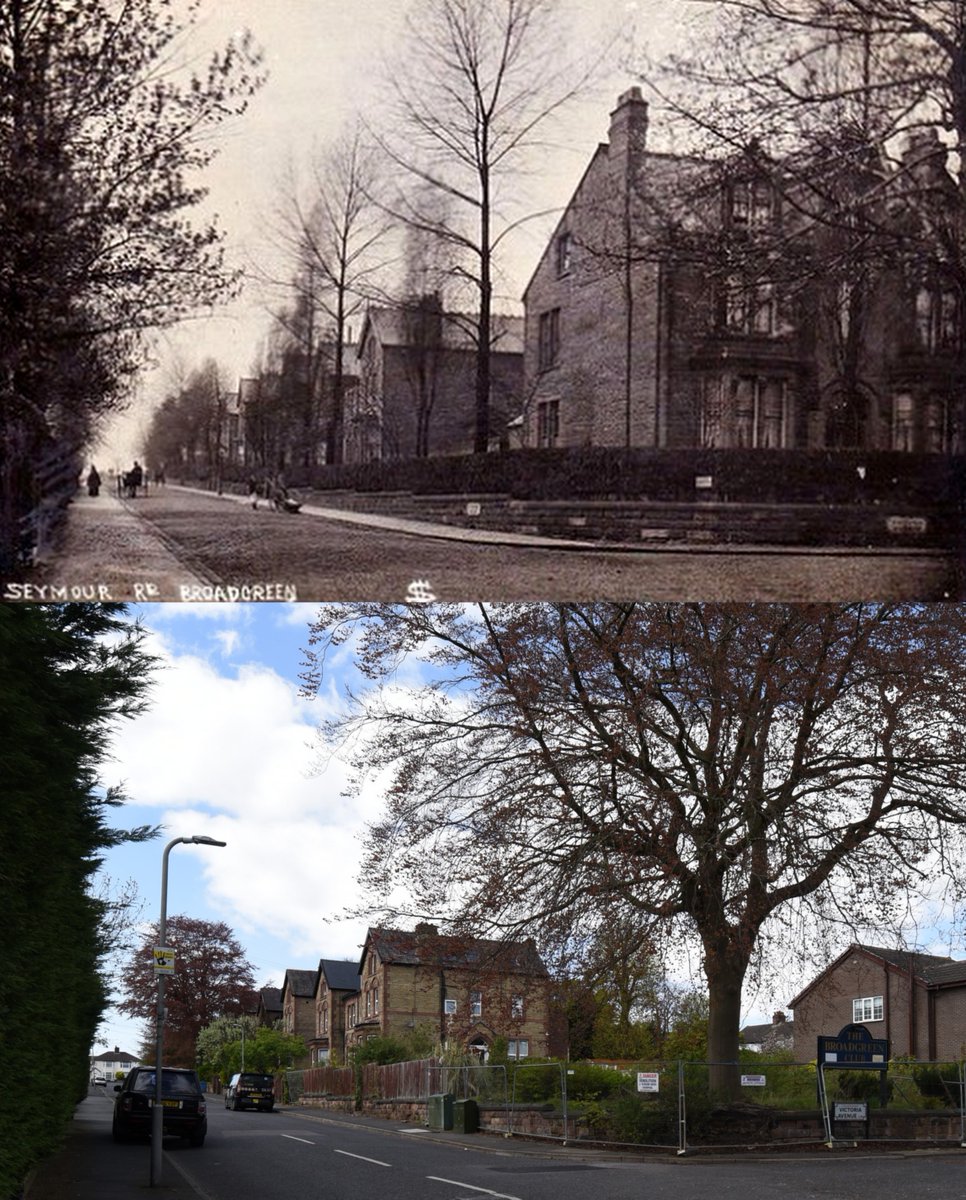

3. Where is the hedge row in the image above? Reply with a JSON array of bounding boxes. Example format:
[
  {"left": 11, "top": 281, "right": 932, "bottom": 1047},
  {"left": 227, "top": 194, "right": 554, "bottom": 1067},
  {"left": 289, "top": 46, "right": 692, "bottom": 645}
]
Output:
[{"left": 228, "top": 448, "right": 966, "bottom": 507}]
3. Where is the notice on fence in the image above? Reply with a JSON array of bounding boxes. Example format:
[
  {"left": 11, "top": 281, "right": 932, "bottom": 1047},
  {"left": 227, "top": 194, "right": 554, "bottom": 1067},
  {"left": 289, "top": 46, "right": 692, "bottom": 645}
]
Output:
[
  {"left": 637, "top": 1072, "right": 660, "bottom": 1093},
  {"left": 741, "top": 1074, "right": 767, "bottom": 1087},
  {"left": 833, "top": 1102, "right": 868, "bottom": 1121}
]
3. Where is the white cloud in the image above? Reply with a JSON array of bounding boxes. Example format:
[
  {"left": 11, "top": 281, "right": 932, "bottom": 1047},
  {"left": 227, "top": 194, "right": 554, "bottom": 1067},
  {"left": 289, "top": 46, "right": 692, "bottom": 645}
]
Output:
[
  {"left": 213, "top": 628, "right": 241, "bottom": 657},
  {"left": 101, "top": 627, "right": 396, "bottom": 992}
]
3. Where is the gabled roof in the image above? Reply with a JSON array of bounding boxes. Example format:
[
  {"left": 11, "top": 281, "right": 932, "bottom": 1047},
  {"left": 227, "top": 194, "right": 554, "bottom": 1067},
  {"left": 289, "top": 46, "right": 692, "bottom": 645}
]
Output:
[
  {"left": 358, "top": 307, "right": 524, "bottom": 357},
  {"left": 788, "top": 943, "right": 962, "bottom": 1009},
  {"left": 258, "top": 986, "right": 282, "bottom": 1014},
  {"left": 90, "top": 1048, "right": 139, "bottom": 1063},
  {"left": 364, "top": 924, "right": 547, "bottom": 976},
  {"left": 281, "top": 969, "right": 317, "bottom": 999},
  {"left": 317, "top": 958, "right": 360, "bottom": 993}
]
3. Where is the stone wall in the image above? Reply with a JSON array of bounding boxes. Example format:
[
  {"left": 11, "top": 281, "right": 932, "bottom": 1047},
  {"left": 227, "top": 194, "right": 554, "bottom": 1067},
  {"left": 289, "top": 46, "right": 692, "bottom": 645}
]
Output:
[{"left": 297, "top": 1093, "right": 964, "bottom": 1148}]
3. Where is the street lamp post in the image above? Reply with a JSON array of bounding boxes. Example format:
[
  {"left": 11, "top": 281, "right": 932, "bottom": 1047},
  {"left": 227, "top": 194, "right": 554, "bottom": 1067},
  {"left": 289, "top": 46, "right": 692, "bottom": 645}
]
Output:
[{"left": 151, "top": 835, "right": 226, "bottom": 1188}]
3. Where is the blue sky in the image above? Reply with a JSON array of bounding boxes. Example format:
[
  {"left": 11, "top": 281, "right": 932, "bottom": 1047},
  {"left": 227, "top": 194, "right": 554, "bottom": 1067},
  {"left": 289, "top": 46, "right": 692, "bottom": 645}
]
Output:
[{"left": 93, "top": 602, "right": 380, "bottom": 1053}]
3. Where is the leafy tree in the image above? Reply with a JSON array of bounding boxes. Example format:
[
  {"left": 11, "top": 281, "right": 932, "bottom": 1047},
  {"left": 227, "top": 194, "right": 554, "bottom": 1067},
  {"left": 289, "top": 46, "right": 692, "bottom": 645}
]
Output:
[
  {"left": 302, "top": 602, "right": 966, "bottom": 1099},
  {"left": 196, "top": 1016, "right": 305, "bottom": 1081},
  {"left": 0, "top": 603, "right": 159, "bottom": 1198},
  {"left": 120, "top": 915, "right": 258, "bottom": 1067},
  {"left": 0, "top": 0, "right": 263, "bottom": 569}
]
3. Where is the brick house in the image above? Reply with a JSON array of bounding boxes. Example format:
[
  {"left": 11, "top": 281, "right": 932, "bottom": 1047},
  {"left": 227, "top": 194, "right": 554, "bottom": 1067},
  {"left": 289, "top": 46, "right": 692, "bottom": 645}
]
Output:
[
  {"left": 343, "top": 923, "right": 554, "bottom": 1062},
  {"left": 309, "top": 958, "right": 360, "bottom": 1065},
  {"left": 256, "top": 985, "right": 282, "bottom": 1027},
  {"left": 522, "top": 88, "right": 963, "bottom": 455},
  {"left": 346, "top": 302, "right": 524, "bottom": 462},
  {"left": 788, "top": 944, "right": 966, "bottom": 1062},
  {"left": 280, "top": 968, "right": 317, "bottom": 1064}
]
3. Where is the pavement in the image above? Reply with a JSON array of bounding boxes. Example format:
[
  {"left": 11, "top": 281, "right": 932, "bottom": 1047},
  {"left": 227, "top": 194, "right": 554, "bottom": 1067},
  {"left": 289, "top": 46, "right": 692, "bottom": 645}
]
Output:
[{"left": 8, "top": 489, "right": 213, "bottom": 602}]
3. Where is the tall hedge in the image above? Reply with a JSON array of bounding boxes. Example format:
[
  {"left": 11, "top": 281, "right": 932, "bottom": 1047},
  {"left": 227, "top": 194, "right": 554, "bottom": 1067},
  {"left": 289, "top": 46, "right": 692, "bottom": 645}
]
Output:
[{"left": 0, "top": 605, "right": 158, "bottom": 1199}]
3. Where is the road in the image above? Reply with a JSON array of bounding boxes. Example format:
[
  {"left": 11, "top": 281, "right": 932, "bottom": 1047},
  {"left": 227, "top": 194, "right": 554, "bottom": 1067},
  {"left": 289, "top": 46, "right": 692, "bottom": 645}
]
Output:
[
  {"left": 25, "top": 485, "right": 961, "bottom": 602},
  {"left": 52, "top": 1087, "right": 966, "bottom": 1200}
]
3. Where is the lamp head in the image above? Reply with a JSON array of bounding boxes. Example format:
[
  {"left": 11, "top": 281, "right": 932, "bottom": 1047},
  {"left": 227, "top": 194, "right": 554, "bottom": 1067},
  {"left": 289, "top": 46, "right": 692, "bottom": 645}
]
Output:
[{"left": 189, "top": 836, "right": 227, "bottom": 847}]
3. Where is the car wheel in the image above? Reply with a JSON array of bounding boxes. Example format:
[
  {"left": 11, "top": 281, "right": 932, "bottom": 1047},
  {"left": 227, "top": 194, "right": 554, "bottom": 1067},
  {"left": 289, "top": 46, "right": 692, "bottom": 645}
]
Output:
[
  {"left": 231, "top": 1097, "right": 239, "bottom": 1111},
  {"left": 111, "top": 1117, "right": 127, "bottom": 1144}
]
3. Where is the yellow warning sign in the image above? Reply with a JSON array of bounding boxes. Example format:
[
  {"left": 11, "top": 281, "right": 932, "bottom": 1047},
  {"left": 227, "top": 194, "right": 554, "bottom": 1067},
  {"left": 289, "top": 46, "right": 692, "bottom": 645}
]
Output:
[{"left": 153, "top": 946, "right": 175, "bottom": 974}]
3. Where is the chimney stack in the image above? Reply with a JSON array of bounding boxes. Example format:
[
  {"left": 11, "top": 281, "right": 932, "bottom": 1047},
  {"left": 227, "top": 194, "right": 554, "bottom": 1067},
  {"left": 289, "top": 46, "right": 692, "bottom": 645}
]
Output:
[{"left": 609, "top": 87, "right": 648, "bottom": 172}]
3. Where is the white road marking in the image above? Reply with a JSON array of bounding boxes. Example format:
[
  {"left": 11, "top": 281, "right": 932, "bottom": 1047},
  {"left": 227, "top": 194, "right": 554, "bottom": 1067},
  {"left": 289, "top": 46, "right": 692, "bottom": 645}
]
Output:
[
  {"left": 334, "top": 1149, "right": 391, "bottom": 1167},
  {"left": 427, "top": 1176, "right": 522, "bottom": 1200},
  {"left": 280, "top": 1134, "right": 316, "bottom": 1145}
]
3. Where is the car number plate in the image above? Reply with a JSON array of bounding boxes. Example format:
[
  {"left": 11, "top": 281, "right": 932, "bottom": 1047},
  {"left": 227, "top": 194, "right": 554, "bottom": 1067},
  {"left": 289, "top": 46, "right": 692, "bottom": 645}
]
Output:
[{"left": 161, "top": 1099, "right": 181, "bottom": 1108}]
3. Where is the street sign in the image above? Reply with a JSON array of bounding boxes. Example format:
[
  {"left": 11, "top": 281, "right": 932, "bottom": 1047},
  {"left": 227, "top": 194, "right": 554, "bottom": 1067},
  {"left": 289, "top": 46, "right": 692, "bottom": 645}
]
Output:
[
  {"left": 817, "top": 1022, "right": 888, "bottom": 1067},
  {"left": 153, "top": 946, "right": 175, "bottom": 974},
  {"left": 637, "top": 1072, "right": 660, "bottom": 1093},
  {"left": 834, "top": 1102, "right": 868, "bottom": 1121}
]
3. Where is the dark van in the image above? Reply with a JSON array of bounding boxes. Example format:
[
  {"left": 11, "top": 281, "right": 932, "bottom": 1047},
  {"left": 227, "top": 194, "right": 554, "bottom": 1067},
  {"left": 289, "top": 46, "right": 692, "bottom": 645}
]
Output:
[{"left": 225, "top": 1072, "right": 275, "bottom": 1111}]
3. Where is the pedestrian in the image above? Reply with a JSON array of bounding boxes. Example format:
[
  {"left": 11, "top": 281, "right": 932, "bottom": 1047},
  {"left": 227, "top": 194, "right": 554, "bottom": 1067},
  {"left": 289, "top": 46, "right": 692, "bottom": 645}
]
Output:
[
  {"left": 128, "top": 460, "right": 143, "bottom": 498},
  {"left": 156, "top": 462, "right": 166, "bottom": 486},
  {"left": 248, "top": 475, "right": 259, "bottom": 510},
  {"left": 86, "top": 465, "right": 101, "bottom": 497}
]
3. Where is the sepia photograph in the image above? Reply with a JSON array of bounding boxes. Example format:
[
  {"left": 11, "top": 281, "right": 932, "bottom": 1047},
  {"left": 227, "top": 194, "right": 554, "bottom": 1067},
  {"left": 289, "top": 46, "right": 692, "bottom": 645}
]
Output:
[{"left": 2, "top": 1, "right": 964, "bottom": 602}]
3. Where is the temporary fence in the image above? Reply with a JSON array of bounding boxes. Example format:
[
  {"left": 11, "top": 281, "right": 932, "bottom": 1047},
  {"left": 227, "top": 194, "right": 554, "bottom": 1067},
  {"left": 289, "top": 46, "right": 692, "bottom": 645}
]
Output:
[{"left": 283, "top": 1056, "right": 965, "bottom": 1153}]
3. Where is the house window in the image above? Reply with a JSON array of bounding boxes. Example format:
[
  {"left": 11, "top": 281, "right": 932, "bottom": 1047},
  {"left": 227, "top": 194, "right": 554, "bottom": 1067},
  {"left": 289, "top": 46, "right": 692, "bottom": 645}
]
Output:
[
  {"left": 538, "top": 308, "right": 560, "bottom": 371},
  {"left": 510, "top": 995, "right": 524, "bottom": 1019},
  {"left": 444, "top": 998, "right": 457, "bottom": 1015},
  {"left": 729, "top": 178, "right": 774, "bottom": 228},
  {"left": 853, "top": 995, "right": 884, "bottom": 1023},
  {"left": 925, "top": 396, "right": 959, "bottom": 453},
  {"left": 366, "top": 991, "right": 372, "bottom": 1017},
  {"left": 555, "top": 231, "right": 573, "bottom": 276},
  {"left": 732, "top": 376, "right": 789, "bottom": 448},
  {"left": 373, "top": 986, "right": 379, "bottom": 1015},
  {"left": 536, "top": 399, "right": 560, "bottom": 448},
  {"left": 916, "top": 286, "right": 959, "bottom": 352},
  {"left": 892, "top": 393, "right": 915, "bottom": 451},
  {"left": 470, "top": 991, "right": 482, "bottom": 1018},
  {"left": 724, "top": 278, "right": 777, "bottom": 335},
  {"left": 701, "top": 378, "right": 724, "bottom": 448},
  {"left": 507, "top": 1039, "right": 529, "bottom": 1059}
]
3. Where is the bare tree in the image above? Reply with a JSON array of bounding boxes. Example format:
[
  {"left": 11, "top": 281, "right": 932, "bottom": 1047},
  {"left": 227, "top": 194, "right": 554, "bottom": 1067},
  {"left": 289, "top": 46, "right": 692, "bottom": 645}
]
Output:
[
  {"left": 265, "top": 126, "right": 391, "bottom": 464},
  {"left": 375, "top": 0, "right": 602, "bottom": 453},
  {"left": 640, "top": 1, "right": 965, "bottom": 412},
  {"left": 302, "top": 602, "right": 966, "bottom": 1097}
]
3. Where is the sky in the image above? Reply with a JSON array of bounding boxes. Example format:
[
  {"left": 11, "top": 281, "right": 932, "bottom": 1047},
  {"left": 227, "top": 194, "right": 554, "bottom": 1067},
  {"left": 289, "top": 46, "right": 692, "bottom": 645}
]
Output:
[
  {"left": 96, "top": 0, "right": 696, "bottom": 462},
  {"left": 92, "top": 601, "right": 371, "bottom": 1053}
]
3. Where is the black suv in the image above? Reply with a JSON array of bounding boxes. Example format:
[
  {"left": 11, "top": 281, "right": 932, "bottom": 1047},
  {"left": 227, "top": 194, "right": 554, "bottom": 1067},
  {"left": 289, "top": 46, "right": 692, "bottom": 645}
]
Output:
[
  {"left": 225, "top": 1072, "right": 275, "bottom": 1112},
  {"left": 112, "top": 1066, "right": 207, "bottom": 1146}
]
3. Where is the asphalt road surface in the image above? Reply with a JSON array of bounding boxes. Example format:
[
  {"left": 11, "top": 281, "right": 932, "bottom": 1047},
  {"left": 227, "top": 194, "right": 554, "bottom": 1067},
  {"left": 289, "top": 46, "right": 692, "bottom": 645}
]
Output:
[
  {"left": 27, "top": 485, "right": 960, "bottom": 602},
  {"left": 44, "top": 1089, "right": 966, "bottom": 1200}
]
